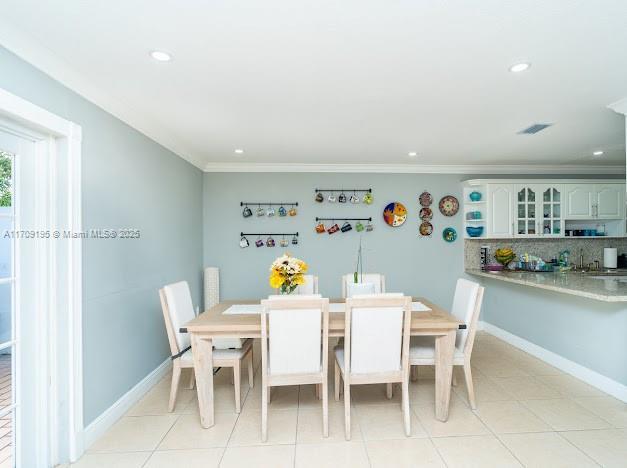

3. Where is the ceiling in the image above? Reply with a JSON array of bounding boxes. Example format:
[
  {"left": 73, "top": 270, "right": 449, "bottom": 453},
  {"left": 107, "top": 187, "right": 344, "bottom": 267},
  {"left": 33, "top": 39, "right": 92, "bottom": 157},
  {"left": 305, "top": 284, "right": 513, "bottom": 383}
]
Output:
[{"left": 1, "top": 0, "right": 626, "bottom": 171}]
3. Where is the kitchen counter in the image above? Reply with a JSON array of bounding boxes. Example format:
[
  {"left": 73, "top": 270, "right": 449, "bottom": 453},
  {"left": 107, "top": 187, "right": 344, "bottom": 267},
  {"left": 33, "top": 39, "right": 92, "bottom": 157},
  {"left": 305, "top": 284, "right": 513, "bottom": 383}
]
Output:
[{"left": 466, "top": 269, "right": 627, "bottom": 302}]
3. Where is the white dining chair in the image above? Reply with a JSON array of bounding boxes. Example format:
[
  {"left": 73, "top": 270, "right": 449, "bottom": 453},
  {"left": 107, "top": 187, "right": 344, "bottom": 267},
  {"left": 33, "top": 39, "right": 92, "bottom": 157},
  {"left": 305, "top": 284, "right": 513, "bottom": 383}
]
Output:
[
  {"left": 409, "top": 278, "right": 484, "bottom": 409},
  {"left": 294, "top": 274, "right": 319, "bottom": 295},
  {"left": 160, "top": 281, "right": 254, "bottom": 413},
  {"left": 205, "top": 267, "right": 244, "bottom": 350},
  {"left": 260, "top": 296, "right": 329, "bottom": 442},
  {"left": 341, "top": 273, "right": 386, "bottom": 298},
  {"left": 334, "top": 294, "right": 412, "bottom": 439}
]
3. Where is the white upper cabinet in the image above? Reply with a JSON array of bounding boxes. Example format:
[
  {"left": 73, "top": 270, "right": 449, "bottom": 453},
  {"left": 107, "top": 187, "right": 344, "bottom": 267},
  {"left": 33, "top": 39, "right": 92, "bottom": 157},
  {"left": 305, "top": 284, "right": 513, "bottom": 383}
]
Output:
[
  {"left": 565, "top": 184, "right": 624, "bottom": 220},
  {"left": 487, "top": 184, "right": 513, "bottom": 237},
  {"left": 514, "top": 184, "right": 563, "bottom": 236}
]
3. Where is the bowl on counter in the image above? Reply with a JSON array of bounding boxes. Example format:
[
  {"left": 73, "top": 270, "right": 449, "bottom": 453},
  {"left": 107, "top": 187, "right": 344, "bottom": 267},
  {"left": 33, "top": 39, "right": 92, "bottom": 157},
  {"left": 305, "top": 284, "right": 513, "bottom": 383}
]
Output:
[{"left": 466, "top": 226, "right": 484, "bottom": 237}]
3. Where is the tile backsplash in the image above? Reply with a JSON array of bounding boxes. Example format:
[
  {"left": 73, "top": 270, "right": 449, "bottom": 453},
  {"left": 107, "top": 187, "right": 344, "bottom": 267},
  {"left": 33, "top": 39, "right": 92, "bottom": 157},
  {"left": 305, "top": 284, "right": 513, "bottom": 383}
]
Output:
[{"left": 464, "top": 238, "right": 627, "bottom": 269}]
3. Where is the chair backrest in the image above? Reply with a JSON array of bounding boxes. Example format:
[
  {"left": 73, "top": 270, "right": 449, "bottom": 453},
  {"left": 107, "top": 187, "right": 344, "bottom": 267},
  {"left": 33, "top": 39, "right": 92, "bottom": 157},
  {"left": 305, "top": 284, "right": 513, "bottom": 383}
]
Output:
[
  {"left": 342, "top": 273, "right": 386, "bottom": 298},
  {"left": 450, "top": 278, "right": 484, "bottom": 353},
  {"left": 294, "top": 275, "right": 319, "bottom": 295},
  {"left": 204, "top": 267, "right": 243, "bottom": 349},
  {"left": 260, "top": 296, "right": 329, "bottom": 376},
  {"left": 161, "top": 281, "right": 196, "bottom": 354},
  {"left": 344, "top": 294, "right": 411, "bottom": 375}
]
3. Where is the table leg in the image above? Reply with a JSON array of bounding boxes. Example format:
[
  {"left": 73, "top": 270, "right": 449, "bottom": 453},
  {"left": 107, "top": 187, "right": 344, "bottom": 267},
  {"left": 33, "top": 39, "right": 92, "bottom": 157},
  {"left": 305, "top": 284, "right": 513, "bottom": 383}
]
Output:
[
  {"left": 191, "top": 333, "right": 214, "bottom": 428},
  {"left": 434, "top": 330, "right": 455, "bottom": 422}
]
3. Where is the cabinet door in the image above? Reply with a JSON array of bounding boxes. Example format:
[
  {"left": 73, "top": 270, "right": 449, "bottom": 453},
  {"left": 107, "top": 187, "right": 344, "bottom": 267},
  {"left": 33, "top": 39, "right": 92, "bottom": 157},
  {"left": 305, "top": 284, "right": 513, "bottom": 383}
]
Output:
[
  {"left": 540, "top": 185, "right": 563, "bottom": 236},
  {"left": 565, "top": 184, "right": 594, "bottom": 219},
  {"left": 595, "top": 184, "right": 624, "bottom": 219},
  {"left": 487, "top": 184, "right": 513, "bottom": 237},
  {"left": 514, "top": 185, "right": 538, "bottom": 236}
]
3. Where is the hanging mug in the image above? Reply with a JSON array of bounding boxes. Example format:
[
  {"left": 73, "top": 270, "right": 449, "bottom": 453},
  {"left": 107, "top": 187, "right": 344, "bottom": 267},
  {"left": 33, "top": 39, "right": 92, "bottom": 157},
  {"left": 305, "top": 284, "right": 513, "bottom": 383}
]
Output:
[
  {"left": 350, "top": 194, "right": 360, "bottom": 204},
  {"left": 341, "top": 221, "right": 352, "bottom": 232},
  {"left": 256, "top": 206, "right": 265, "bottom": 217},
  {"left": 328, "top": 192, "right": 336, "bottom": 203},
  {"left": 239, "top": 236, "right": 250, "bottom": 248},
  {"left": 266, "top": 236, "right": 275, "bottom": 247},
  {"left": 278, "top": 206, "right": 287, "bottom": 217},
  {"left": 355, "top": 221, "right": 364, "bottom": 232},
  {"left": 288, "top": 207, "right": 297, "bottom": 216},
  {"left": 315, "top": 222, "right": 326, "bottom": 233},
  {"left": 327, "top": 223, "right": 340, "bottom": 234},
  {"left": 267, "top": 207, "right": 276, "bottom": 217},
  {"left": 315, "top": 192, "right": 324, "bottom": 203},
  {"left": 291, "top": 235, "right": 298, "bottom": 245},
  {"left": 255, "top": 238, "right": 264, "bottom": 247},
  {"left": 338, "top": 192, "right": 347, "bottom": 203},
  {"left": 363, "top": 192, "right": 373, "bottom": 204},
  {"left": 279, "top": 237, "right": 288, "bottom": 247},
  {"left": 366, "top": 222, "right": 374, "bottom": 232},
  {"left": 242, "top": 206, "right": 252, "bottom": 218}
]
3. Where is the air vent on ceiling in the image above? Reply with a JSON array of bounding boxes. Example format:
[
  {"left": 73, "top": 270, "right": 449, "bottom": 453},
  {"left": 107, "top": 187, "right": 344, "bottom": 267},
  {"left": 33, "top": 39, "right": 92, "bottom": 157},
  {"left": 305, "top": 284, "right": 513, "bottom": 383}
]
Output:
[{"left": 518, "top": 123, "right": 552, "bottom": 135}]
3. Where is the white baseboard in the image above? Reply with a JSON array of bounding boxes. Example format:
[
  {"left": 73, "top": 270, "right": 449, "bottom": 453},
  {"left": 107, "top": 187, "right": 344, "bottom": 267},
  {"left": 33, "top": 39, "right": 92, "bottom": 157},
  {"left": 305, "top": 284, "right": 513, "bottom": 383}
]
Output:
[
  {"left": 479, "top": 321, "right": 627, "bottom": 402},
  {"left": 82, "top": 359, "right": 172, "bottom": 452}
]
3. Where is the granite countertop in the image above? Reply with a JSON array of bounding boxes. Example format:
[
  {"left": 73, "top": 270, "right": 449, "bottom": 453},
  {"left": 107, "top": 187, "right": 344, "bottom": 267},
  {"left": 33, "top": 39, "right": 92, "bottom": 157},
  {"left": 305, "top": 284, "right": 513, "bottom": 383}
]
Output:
[{"left": 466, "top": 269, "right": 627, "bottom": 302}]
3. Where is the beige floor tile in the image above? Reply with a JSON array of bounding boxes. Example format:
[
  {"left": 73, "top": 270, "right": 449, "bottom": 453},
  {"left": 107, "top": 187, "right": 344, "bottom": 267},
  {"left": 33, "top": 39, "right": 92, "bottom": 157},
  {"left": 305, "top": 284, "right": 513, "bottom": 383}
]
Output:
[
  {"left": 536, "top": 374, "right": 606, "bottom": 398},
  {"left": 182, "top": 381, "right": 251, "bottom": 415},
  {"left": 350, "top": 383, "right": 402, "bottom": 406},
  {"left": 354, "top": 404, "right": 426, "bottom": 440},
  {"left": 499, "top": 432, "right": 597, "bottom": 468},
  {"left": 432, "top": 435, "right": 522, "bottom": 467},
  {"left": 366, "top": 438, "right": 445, "bottom": 467},
  {"left": 228, "top": 409, "right": 297, "bottom": 446},
  {"left": 453, "top": 377, "right": 516, "bottom": 405},
  {"left": 89, "top": 415, "right": 177, "bottom": 452},
  {"left": 294, "top": 441, "right": 370, "bottom": 468},
  {"left": 474, "top": 400, "right": 552, "bottom": 434},
  {"left": 143, "top": 448, "right": 223, "bottom": 468},
  {"left": 220, "top": 444, "right": 295, "bottom": 468},
  {"left": 157, "top": 412, "right": 238, "bottom": 449},
  {"left": 491, "top": 376, "right": 561, "bottom": 400},
  {"left": 70, "top": 452, "right": 150, "bottom": 468},
  {"left": 297, "top": 405, "right": 362, "bottom": 443},
  {"left": 511, "top": 355, "right": 563, "bottom": 376},
  {"left": 522, "top": 398, "right": 612, "bottom": 431},
  {"left": 410, "top": 381, "right": 466, "bottom": 407},
  {"left": 415, "top": 400, "right": 490, "bottom": 438},
  {"left": 297, "top": 384, "right": 343, "bottom": 410},
  {"left": 560, "top": 428, "right": 627, "bottom": 468},
  {"left": 242, "top": 385, "right": 299, "bottom": 411},
  {"left": 126, "top": 384, "right": 194, "bottom": 416},
  {"left": 473, "top": 358, "right": 530, "bottom": 378},
  {"left": 573, "top": 396, "right": 627, "bottom": 428}
]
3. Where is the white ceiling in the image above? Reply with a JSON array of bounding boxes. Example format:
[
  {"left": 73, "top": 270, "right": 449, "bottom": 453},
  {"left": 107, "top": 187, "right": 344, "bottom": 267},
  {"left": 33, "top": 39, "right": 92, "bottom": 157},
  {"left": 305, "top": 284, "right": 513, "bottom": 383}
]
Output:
[{"left": 1, "top": 0, "right": 626, "bottom": 171}]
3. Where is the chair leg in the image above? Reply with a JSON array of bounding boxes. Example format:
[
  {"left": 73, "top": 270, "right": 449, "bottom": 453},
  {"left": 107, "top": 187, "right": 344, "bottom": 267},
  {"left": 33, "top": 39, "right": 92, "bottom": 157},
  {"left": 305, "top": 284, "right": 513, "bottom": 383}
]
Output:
[
  {"left": 322, "top": 378, "right": 329, "bottom": 438},
  {"left": 334, "top": 361, "right": 341, "bottom": 401},
  {"left": 344, "top": 381, "right": 351, "bottom": 440},
  {"left": 463, "top": 362, "right": 477, "bottom": 410},
  {"left": 315, "top": 383, "right": 320, "bottom": 400},
  {"left": 168, "top": 365, "right": 182, "bottom": 412},
  {"left": 261, "top": 382, "right": 268, "bottom": 442},
  {"left": 233, "top": 362, "right": 242, "bottom": 413},
  {"left": 247, "top": 351, "right": 254, "bottom": 388},
  {"left": 386, "top": 383, "right": 393, "bottom": 399},
  {"left": 452, "top": 372, "right": 458, "bottom": 387},
  {"left": 187, "top": 368, "right": 195, "bottom": 390},
  {"left": 410, "top": 365, "right": 418, "bottom": 382},
  {"left": 402, "top": 379, "right": 411, "bottom": 436}
]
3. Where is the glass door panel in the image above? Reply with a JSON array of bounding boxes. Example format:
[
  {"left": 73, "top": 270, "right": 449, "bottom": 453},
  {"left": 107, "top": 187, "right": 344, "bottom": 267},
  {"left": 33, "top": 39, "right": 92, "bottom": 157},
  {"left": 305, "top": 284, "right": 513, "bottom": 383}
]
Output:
[
  {"left": 516, "top": 187, "right": 537, "bottom": 235},
  {"left": 541, "top": 186, "right": 562, "bottom": 236}
]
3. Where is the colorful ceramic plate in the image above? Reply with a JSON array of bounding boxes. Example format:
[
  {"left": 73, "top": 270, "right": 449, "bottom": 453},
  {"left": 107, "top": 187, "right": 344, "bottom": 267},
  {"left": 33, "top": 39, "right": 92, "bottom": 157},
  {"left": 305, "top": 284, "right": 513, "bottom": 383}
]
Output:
[
  {"left": 383, "top": 202, "right": 407, "bottom": 227},
  {"left": 419, "top": 207, "right": 433, "bottom": 221},
  {"left": 442, "top": 227, "right": 457, "bottom": 242},
  {"left": 439, "top": 195, "right": 459, "bottom": 216},
  {"left": 419, "top": 191, "right": 433, "bottom": 207},
  {"left": 419, "top": 221, "right": 433, "bottom": 236}
]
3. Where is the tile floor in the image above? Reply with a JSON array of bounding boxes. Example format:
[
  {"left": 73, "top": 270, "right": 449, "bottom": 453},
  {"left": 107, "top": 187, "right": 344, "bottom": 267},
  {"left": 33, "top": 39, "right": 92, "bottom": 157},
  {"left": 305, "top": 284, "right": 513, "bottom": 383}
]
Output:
[
  {"left": 68, "top": 333, "right": 627, "bottom": 467},
  {"left": 0, "top": 354, "right": 12, "bottom": 468}
]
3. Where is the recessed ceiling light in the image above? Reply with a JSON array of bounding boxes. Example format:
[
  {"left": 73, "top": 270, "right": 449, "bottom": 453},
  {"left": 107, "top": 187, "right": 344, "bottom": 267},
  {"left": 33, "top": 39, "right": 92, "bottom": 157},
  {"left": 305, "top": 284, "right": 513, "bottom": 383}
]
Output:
[
  {"left": 408, "top": 152, "right": 417, "bottom": 157},
  {"left": 509, "top": 62, "right": 530, "bottom": 73},
  {"left": 150, "top": 50, "right": 172, "bottom": 62},
  {"left": 592, "top": 150, "right": 604, "bottom": 156},
  {"left": 234, "top": 149, "right": 244, "bottom": 154}
]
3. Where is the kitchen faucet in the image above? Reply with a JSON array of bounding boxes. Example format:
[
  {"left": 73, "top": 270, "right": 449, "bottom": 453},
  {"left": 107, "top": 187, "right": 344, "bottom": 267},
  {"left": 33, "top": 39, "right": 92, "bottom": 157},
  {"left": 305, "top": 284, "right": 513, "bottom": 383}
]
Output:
[{"left": 579, "top": 248, "right": 584, "bottom": 270}]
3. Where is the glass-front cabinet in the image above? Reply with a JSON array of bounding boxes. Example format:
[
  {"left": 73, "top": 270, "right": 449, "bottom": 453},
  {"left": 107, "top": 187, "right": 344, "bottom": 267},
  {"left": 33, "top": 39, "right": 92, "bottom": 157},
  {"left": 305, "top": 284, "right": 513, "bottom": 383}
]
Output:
[{"left": 514, "top": 184, "right": 563, "bottom": 237}]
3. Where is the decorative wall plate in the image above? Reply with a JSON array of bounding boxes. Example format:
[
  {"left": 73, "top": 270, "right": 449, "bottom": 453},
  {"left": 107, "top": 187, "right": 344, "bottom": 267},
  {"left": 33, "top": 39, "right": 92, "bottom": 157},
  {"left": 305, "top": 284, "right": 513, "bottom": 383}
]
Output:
[
  {"left": 419, "top": 207, "right": 433, "bottom": 221},
  {"left": 439, "top": 195, "right": 459, "bottom": 216},
  {"left": 383, "top": 202, "right": 407, "bottom": 227},
  {"left": 419, "top": 191, "right": 433, "bottom": 207},
  {"left": 419, "top": 221, "right": 433, "bottom": 236},
  {"left": 442, "top": 227, "right": 457, "bottom": 242}
]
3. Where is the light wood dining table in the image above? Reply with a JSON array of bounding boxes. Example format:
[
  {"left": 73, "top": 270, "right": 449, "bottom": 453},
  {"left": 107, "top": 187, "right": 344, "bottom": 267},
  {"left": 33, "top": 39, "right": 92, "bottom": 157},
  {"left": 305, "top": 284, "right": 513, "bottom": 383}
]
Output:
[{"left": 181, "top": 297, "right": 462, "bottom": 428}]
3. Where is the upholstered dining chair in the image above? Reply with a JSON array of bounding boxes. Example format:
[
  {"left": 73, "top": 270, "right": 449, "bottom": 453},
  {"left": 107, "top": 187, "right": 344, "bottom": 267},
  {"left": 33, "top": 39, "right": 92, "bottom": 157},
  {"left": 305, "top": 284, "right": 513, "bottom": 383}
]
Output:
[
  {"left": 260, "top": 296, "right": 329, "bottom": 442},
  {"left": 294, "top": 274, "right": 319, "bottom": 295},
  {"left": 408, "top": 278, "right": 484, "bottom": 409},
  {"left": 334, "top": 294, "right": 412, "bottom": 439},
  {"left": 341, "top": 273, "right": 386, "bottom": 298},
  {"left": 159, "top": 281, "right": 254, "bottom": 413}
]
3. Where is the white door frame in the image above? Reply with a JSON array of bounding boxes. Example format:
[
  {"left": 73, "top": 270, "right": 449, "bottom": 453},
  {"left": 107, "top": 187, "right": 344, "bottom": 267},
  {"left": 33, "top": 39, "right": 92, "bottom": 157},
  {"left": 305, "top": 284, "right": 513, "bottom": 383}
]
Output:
[{"left": 0, "top": 87, "right": 83, "bottom": 465}]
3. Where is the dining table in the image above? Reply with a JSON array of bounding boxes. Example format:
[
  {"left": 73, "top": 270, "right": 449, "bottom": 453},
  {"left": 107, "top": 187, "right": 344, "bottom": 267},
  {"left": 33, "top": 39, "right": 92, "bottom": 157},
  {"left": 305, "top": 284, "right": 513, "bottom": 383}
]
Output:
[{"left": 181, "top": 297, "right": 463, "bottom": 428}]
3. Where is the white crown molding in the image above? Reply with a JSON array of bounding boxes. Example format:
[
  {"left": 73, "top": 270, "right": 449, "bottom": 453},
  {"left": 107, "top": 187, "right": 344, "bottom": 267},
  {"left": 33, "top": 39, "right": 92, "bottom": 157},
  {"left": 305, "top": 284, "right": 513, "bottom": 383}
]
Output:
[
  {"left": 0, "top": 20, "right": 205, "bottom": 170},
  {"left": 608, "top": 97, "right": 627, "bottom": 115},
  {"left": 203, "top": 162, "right": 625, "bottom": 175}
]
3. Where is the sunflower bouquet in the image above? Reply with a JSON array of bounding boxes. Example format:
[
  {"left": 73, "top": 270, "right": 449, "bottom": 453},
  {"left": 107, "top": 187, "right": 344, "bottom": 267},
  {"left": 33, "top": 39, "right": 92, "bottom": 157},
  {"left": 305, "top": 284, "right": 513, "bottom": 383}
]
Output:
[{"left": 269, "top": 254, "right": 308, "bottom": 295}]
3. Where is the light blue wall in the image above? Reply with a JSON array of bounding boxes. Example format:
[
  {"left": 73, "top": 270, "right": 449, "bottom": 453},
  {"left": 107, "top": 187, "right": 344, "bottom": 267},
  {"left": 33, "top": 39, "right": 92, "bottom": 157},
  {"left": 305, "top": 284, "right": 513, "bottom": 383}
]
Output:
[
  {"left": 479, "top": 277, "right": 627, "bottom": 386},
  {"left": 203, "top": 172, "right": 467, "bottom": 308},
  {"left": 0, "top": 47, "right": 204, "bottom": 425}
]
